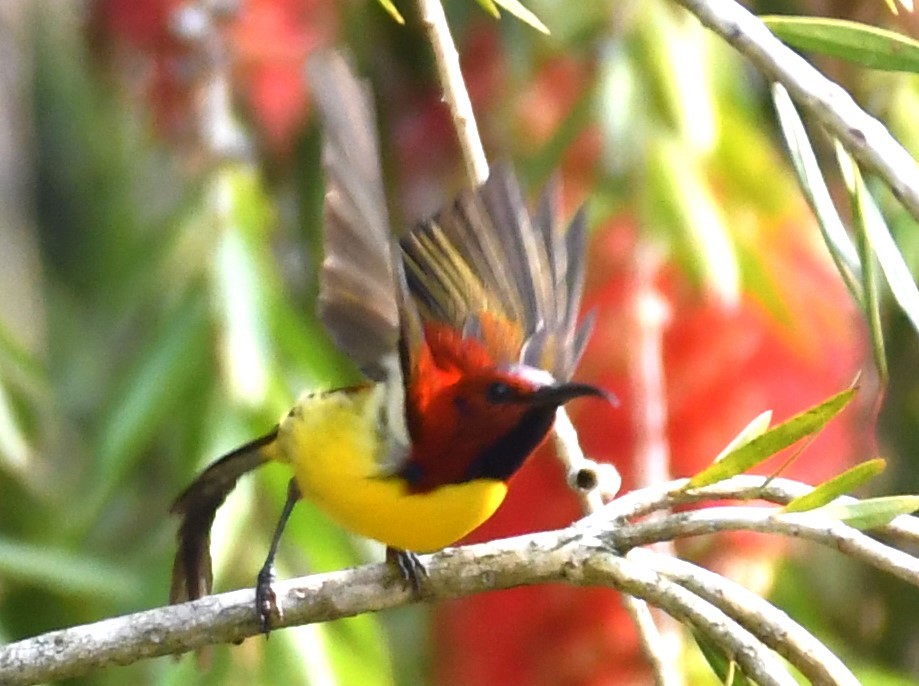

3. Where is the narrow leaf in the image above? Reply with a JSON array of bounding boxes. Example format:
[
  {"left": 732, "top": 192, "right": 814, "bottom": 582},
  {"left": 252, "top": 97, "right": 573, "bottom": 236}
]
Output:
[
  {"left": 762, "top": 16, "right": 919, "bottom": 72},
  {"left": 837, "top": 145, "right": 889, "bottom": 382},
  {"left": 645, "top": 135, "right": 740, "bottom": 306},
  {"left": 799, "top": 495, "right": 919, "bottom": 529},
  {"left": 693, "top": 631, "right": 753, "bottom": 686},
  {"left": 492, "top": 0, "right": 550, "bottom": 34},
  {"left": 474, "top": 0, "right": 501, "bottom": 19},
  {"left": 685, "top": 388, "right": 856, "bottom": 489},
  {"left": 771, "top": 85, "right": 863, "bottom": 303},
  {"left": 76, "top": 293, "right": 211, "bottom": 530},
  {"left": 781, "top": 458, "right": 887, "bottom": 513},
  {"left": 0, "top": 378, "right": 29, "bottom": 471},
  {"left": 376, "top": 0, "right": 405, "bottom": 24},
  {"left": 714, "top": 410, "right": 773, "bottom": 462},
  {"left": 213, "top": 166, "right": 274, "bottom": 404},
  {"left": 844, "top": 153, "right": 919, "bottom": 340},
  {"left": 0, "top": 536, "right": 140, "bottom": 599}
]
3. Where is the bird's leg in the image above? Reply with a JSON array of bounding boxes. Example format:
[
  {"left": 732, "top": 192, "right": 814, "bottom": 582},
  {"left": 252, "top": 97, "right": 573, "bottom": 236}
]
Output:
[
  {"left": 386, "top": 546, "right": 428, "bottom": 593},
  {"left": 256, "top": 478, "right": 301, "bottom": 635}
]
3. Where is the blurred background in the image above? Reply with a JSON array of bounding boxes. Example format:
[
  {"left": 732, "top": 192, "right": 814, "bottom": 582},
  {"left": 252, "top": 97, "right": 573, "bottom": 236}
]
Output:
[{"left": 1, "top": 0, "right": 918, "bottom": 683}]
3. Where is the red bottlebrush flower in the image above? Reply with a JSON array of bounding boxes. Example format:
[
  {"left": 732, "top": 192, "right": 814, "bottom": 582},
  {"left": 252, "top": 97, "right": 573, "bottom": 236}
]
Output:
[{"left": 90, "top": 0, "right": 336, "bottom": 156}]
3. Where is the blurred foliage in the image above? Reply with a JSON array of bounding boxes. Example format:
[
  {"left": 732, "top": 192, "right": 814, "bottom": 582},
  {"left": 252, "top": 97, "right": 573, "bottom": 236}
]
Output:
[{"left": 1, "top": 0, "right": 919, "bottom": 684}]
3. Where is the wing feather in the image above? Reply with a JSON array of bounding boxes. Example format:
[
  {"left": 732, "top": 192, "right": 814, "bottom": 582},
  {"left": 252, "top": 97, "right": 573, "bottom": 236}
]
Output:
[
  {"left": 401, "top": 163, "right": 591, "bottom": 380},
  {"left": 309, "top": 51, "right": 404, "bottom": 380},
  {"left": 310, "top": 52, "right": 591, "bottom": 383}
]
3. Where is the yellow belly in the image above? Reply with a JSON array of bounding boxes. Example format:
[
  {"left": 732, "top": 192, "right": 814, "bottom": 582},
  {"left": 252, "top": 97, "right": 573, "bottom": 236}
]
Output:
[{"left": 275, "top": 385, "right": 507, "bottom": 552}]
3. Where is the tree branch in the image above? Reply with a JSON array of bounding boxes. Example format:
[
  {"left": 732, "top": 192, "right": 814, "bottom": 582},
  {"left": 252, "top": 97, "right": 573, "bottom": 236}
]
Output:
[
  {"left": 632, "top": 548, "right": 860, "bottom": 686},
  {"left": 4, "top": 476, "right": 919, "bottom": 684},
  {"left": 414, "top": 0, "right": 489, "bottom": 186},
  {"left": 608, "top": 505, "right": 919, "bottom": 587},
  {"left": 670, "top": 0, "right": 919, "bottom": 223}
]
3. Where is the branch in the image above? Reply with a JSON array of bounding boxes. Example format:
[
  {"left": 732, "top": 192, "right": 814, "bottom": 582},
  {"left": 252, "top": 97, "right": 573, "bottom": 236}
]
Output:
[
  {"left": 607, "top": 505, "right": 919, "bottom": 587},
  {"left": 618, "top": 248, "right": 685, "bottom": 685},
  {"left": 670, "top": 0, "right": 919, "bottom": 223},
  {"left": 414, "top": 0, "right": 489, "bottom": 186},
  {"left": 0, "top": 524, "right": 772, "bottom": 685},
  {"left": 619, "top": 594, "right": 686, "bottom": 686},
  {"left": 631, "top": 548, "right": 860, "bottom": 686},
  {"left": 5, "top": 476, "right": 919, "bottom": 684}
]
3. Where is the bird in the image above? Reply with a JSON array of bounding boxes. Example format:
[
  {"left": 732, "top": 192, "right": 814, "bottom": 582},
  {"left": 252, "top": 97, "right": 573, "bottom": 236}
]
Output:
[{"left": 169, "top": 50, "right": 608, "bottom": 632}]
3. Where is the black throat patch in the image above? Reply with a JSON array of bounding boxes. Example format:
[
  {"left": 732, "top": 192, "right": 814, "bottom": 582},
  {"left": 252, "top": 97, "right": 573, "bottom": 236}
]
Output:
[{"left": 461, "top": 406, "right": 557, "bottom": 482}]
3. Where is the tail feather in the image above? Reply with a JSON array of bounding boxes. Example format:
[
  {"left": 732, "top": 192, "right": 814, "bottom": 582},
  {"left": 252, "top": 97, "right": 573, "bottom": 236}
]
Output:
[{"left": 169, "top": 429, "right": 277, "bottom": 604}]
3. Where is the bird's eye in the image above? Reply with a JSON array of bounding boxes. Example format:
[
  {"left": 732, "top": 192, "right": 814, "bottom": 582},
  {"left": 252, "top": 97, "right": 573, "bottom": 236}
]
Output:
[{"left": 486, "top": 381, "right": 514, "bottom": 404}]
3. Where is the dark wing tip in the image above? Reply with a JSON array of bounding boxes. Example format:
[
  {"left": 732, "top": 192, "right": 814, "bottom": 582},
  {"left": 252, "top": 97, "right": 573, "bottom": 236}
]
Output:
[
  {"left": 170, "top": 507, "right": 215, "bottom": 605},
  {"left": 169, "top": 433, "right": 272, "bottom": 604},
  {"left": 310, "top": 49, "right": 412, "bottom": 382},
  {"left": 400, "top": 161, "right": 594, "bottom": 380}
]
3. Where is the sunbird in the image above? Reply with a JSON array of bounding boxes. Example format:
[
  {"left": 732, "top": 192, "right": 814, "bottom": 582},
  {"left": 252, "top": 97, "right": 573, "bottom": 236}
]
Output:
[{"left": 169, "top": 51, "right": 607, "bottom": 630}]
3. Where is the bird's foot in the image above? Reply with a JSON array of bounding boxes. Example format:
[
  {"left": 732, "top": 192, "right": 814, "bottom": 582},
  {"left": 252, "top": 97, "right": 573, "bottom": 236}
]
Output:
[
  {"left": 255, "top": 564, "right": 281, "bottom": 635},
  {"left": 386, "top": 547, "right": 427, "bottom": 593}
]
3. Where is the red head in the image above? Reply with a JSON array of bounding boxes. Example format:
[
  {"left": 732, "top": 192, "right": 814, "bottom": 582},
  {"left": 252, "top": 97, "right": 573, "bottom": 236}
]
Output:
[{"left": 402, "top": 323, "right": 606, "bottom": 493}]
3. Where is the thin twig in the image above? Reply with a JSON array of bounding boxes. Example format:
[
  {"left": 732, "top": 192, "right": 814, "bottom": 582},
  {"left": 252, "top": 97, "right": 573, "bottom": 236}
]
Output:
[
  {"left": 583, "top": 554, "right": 799, "bottom": 686},
  {"left": 414, "top": 0, "right": 489, "bottom": 186},
  {"left": 625, "top": 245, "right": 683, "bottom": 684},
  {"left": 553, "top": 407, "right": 622, "bottom": 510},
  {"left": 607, "top": 505, "right": 919, "bottom": 587},
  {"left": 620, "top": 593, "right": 685, "bottom": 686},
  {"left": 670, "top": 0, "right": 919, "bottom": 223},
  {"left": 5, "top": 477, "right": 919, "bottom": 684},
  {"left": 633, "top": 548, "right": 860, "bottom": 686},
  {"left": 630, "top": 248, "right": 671, "bottom": 491}
]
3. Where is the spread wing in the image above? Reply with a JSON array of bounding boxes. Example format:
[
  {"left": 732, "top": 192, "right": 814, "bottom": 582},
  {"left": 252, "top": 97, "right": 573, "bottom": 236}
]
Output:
[
  {"left": 400, "top": 165, "right": 592, "bottom": 381},
  {"left": 309, "top": 53, "right": 590, "bottom": 383},
  {"left": 308, "top": 51, "right": 418, "bottom": 382}
]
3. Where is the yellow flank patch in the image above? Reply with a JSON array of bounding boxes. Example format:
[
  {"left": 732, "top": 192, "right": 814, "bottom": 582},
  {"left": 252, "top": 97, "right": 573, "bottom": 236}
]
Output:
[{"left": 275, "top": 385, "right": 508, "bottom": 552}]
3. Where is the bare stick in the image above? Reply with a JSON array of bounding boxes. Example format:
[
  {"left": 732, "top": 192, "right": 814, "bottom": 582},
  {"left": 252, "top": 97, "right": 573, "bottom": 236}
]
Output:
[
  {"left": 624, "top": 247, "right": 683, "bottom": 684},
  {"left": 414, "top": 0, "right": 489, "bottom": 186},
  {"left": 0, "top": 521, "right": 787, "bottom": 686},
  {"left": 620, "top": 593, "right": 686, "bottom": 686},
  {"left": 633, "top": 548, "right": 860, "bottom": 686},
  {"left": 5, "top": 478, "right": 919, "bottom": 684},
  {"left": 671, "top": 0, "right": 919, "bottom": 222}
]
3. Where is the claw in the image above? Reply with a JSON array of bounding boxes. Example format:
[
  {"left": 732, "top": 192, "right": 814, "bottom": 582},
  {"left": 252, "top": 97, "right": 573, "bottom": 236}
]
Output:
[
  {"left": 256, "top": 564, "right": 281, "bottom": 635},
  {"left": 387, "top": 547, "right": 427, "bottom": 592}
]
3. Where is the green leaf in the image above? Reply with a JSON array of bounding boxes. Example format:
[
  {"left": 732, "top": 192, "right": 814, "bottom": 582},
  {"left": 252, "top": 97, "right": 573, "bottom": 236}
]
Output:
[
  {"left": 772, "top": 84, "right": 863, "bottom": 304},
  {"left": 713, "top": 410, "right": 773, "bottom": 462},
  {"left": 376, "top": 0, "right": 405, "bottom": 24},
  {"left": 77, "top": 292, "right": 212, "bottom": 529},
  {"left": 212, "top": 166, "right": 274, "bottom": 405},
  {"left": 645, "top": 135, "right": 740, "bottom": 305},
  {"left": 836, "top": 143, "right": 919, "bottom": 344},
  {"left": 488, "top": 0, "right": 550, "bottom": 34},
  {"left": 474, "top": 0, "right": 501, "bottom": 19},
  {"left": 693, "top": 631, "right": 753, "bottom": 685},
  {"left": 761, "top": 16, "right": 919, "bottom": 73},
  {"left": 0, "top": 377, "right": 29, "bottom": 472},
  {"left": 837, "top": 145, "right": 889, "bottom": 383},
  {"left": 880, "top": 0, "right": 914, "bottom": 14},
  {"left": 800, "top": 495, "right": 919, "bottom": 529},
  {"left": 685, "top": 388, "right": 856, "bottom": 489},
  {"left": 0, "top": 536, "right": 140, "bottom": 599},
  {"left": 781, "top": 459, "right": 887, "bottom": 513}
]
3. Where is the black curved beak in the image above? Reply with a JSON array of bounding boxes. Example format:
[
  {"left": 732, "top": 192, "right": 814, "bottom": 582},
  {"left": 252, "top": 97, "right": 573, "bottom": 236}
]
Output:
[{"left": 529, "top": 382, "right": 617, "bottom": 408}]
